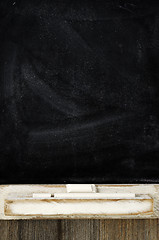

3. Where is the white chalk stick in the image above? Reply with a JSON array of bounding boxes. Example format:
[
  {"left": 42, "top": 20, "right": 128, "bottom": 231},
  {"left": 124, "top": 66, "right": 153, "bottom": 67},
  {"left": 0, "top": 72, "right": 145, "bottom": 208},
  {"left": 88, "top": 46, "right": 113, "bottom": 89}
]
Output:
[
  {"left": 67, "top": 184, "right": 96, "bottom": 193},
  {"left": 33, "top": 193, "right": 51, "bottom": 198},
  {"left": 54, "top": 193, "right": 136, "bottom": 199}
]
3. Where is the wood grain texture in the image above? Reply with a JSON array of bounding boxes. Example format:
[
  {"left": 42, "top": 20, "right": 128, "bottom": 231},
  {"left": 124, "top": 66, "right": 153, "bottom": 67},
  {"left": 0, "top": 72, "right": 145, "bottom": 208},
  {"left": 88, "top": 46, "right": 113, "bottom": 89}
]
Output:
[{"left": 0, "top": 220, "right": 158, "bottom": 240}]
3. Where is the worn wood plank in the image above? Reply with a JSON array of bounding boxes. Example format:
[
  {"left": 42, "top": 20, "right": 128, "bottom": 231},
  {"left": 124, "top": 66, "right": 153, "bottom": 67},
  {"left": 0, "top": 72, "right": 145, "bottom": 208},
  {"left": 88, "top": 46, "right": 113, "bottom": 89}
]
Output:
[
  {"left": 0, "top": 221, "right": 19, "bottom": 240},
  {"left": 99, "top": 219, "right": 159, "bottom": 240},
  {"left": 61, "top": 220, "right": 101, "bottom": 239},
  {"left": 18, "top": 220, "right": 61, "bottom": 240},
  {"left": 0, "top": 220, "right": 158, "bottom": 240}
]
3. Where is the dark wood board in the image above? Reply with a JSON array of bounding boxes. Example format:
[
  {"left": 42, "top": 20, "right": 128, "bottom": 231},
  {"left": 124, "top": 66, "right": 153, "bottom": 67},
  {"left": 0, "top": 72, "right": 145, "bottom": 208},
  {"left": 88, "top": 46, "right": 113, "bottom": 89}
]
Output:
[{"left": 0, "top": 220, "right": 158, "bottom": 240}]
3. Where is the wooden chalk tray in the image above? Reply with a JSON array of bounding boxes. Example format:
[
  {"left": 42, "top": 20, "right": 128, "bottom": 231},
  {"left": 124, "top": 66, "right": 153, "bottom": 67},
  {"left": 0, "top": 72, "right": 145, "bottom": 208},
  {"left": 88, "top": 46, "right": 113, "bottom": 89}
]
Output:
[{"left": 0, "top": 184, "right": 158, "bottom": 219}]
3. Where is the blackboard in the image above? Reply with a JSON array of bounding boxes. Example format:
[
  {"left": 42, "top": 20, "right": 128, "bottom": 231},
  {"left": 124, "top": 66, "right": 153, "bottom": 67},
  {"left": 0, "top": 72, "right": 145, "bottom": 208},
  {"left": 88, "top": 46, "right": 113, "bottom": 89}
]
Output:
[{"left": 0, "top": 0, "right": 159, "bottom": 183}]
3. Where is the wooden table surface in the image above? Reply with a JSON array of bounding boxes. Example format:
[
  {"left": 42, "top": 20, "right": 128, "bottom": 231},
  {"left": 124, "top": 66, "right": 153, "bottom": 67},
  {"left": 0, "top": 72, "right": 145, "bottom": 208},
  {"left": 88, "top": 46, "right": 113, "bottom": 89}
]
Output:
[{"left": 0, "top": 220, "right": 158, "bottom": 240}]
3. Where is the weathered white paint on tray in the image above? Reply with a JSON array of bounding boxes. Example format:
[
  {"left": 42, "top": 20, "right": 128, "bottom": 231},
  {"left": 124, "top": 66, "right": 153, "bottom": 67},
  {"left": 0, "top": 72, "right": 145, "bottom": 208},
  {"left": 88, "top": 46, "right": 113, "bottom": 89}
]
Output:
[{"left": 0, "top": 184, "right": 158, "bottom": 219}]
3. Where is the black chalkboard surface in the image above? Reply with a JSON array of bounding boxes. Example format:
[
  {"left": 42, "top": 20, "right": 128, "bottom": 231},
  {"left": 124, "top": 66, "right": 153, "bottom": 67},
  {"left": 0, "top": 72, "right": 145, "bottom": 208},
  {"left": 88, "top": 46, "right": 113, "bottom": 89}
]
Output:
[{"left": 0, "top": 0, "right": 159, "bottom": 184}]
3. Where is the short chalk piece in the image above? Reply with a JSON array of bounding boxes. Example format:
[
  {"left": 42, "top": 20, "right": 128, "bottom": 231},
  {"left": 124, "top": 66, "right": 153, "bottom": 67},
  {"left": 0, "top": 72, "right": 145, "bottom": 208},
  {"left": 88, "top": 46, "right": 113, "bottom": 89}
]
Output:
[{"left": 67, "top": 184, "right": 96, "bottom": 193}]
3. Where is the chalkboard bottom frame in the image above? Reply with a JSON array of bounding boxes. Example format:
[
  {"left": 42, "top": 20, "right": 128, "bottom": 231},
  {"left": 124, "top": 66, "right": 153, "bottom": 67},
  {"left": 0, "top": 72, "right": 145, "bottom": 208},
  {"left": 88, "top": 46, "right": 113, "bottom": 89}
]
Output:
[{"left": 0, "top": 184, "right": 158, "bottom": 219}]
